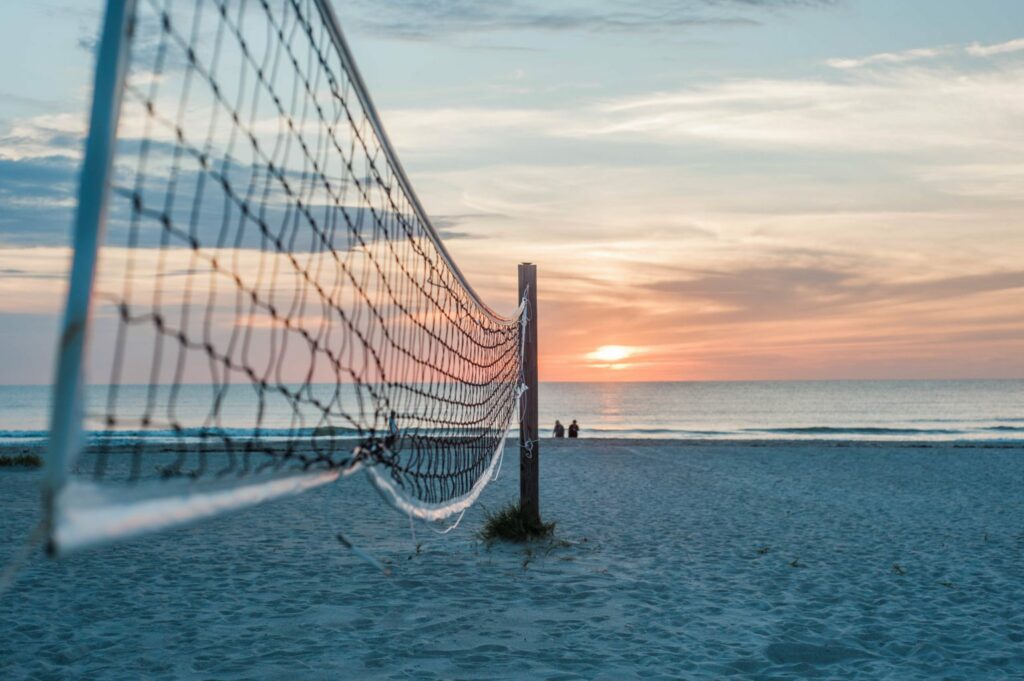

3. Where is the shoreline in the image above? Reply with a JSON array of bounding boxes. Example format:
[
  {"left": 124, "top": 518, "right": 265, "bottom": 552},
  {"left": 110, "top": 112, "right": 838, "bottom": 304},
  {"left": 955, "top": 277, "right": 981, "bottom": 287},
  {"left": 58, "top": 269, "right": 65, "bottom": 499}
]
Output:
[{"left": 2, "top": 436, "right": 1023, "bottom": 457}]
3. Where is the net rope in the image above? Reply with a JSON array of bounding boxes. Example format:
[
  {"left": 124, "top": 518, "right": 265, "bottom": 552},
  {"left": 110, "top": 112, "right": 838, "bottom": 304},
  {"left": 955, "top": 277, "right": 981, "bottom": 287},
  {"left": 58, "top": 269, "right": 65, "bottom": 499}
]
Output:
[{"left": 65, "top": 0, "right": 523, "bottom": 528}]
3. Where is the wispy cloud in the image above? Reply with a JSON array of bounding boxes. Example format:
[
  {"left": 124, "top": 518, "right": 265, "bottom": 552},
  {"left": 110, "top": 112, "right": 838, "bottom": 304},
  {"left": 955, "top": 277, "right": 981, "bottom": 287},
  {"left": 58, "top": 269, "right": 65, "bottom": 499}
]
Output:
[
  {"left": 828, "top": 36, "right": 1024, "bottom": 70},
  {"left": 646, "top": 265, "right": 1024, "bottom": 323},
  {"left": 347, "top": 0, "right": 837, "bottom": 40},
  {"left": 0, "top": 113, "right": 84, "bottom": 161},
  {"left": 380, "top": 107, "right": 557, "bottom": 155},
  {"left": 560, "top": 64, "right": 1024, "bottom": 154},
  {"left": 379, "top": 53, "right": 1024, "bottom": 161},
  {"left": 966, "top": 37, "right": 1024, "bottom": 57},
  {"left": 826, "top": 47, "right": 947, "bottom": 69},
  {"left": 0, "top": 155, "right": 78, "bottom": 246}
]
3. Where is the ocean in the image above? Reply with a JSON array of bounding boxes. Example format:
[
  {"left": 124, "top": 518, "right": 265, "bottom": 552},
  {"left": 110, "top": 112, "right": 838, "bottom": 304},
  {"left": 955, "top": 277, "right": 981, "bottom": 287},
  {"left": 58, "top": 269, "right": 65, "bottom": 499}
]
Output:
[
  {"left": 0, "top": 380, "right": 1021, "bottom": 444},
  {"left": 537, "top": 380, "right": 1024, "bottom": 441}
]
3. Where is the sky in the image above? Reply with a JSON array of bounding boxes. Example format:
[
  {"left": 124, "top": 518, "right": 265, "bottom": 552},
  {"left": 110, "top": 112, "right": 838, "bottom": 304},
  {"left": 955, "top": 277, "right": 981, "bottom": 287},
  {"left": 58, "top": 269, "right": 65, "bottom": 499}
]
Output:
[{"left": 1, "top": 0, "right": 1023, "bottom": 383}]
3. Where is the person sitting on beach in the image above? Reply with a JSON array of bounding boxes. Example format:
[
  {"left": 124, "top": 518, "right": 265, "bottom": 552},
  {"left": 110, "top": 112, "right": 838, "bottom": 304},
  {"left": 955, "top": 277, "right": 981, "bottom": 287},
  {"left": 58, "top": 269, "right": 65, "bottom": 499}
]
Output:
[
  {"left": 384, "top": 410, "right": 401, "bottom": 452},
  {"left": 553, "top": 420, "right": 565, "bottom": 438},
  {"left": 568, "top": 420, "right": 580, "bottom": 438}
]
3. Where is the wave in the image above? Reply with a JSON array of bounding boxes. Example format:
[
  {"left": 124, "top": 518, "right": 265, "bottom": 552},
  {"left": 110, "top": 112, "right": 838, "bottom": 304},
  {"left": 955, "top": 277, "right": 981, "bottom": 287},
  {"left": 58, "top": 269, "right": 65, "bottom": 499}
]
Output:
[
  {"left": 747, "top": 426, "right": 965, "bottom": 436},
  {"left": 588, "top": 427, "right": 730, "bottom": 436},
  {"left": 0, "top": 424, "right": 513, "bottom": 443},
  {"left": 0, "top": 427, "right": 363, "bottom": 445},
  {"left": 907, "top": 417, "right": 1024, "bottom": 424},
  {"left": 0, "top": 430, "right": 48, "bottom": 439},
  {"left": 588, "top": 425, "right": 972, "bottom": 437},
  {"left": 5, "top": 423, "right": 1023, "bottom": 443},
  {"left": 567, "top": 424, "right": 1024, "bottom": 440}
]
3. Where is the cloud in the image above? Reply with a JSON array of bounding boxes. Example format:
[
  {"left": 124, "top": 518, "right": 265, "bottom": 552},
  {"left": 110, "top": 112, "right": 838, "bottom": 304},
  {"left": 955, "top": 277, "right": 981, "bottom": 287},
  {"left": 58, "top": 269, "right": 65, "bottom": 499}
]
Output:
[
  {"left": 527, "top": 249, "right": 1024, "bottom": 380},
  {"left": 558, "top": 63, "right": 1024, "bottom": 154},
  {"left": 0, "top": 248, "right": 74, "bottom": 314},
  {"left": 0, "top": 113, "right": 84, "bottom": 161},
  {"left": 534, "top": 259, "right": 1024, "bottom": 381},
  {"left": 0, "top": 91, "right": 60, "bottom": 112},
  {"left": 966, "top": 37, "right": 1024, "bottom": 57},
  {"left": 826, "top": 47, "right": 947, "bottom": 69},
  {"left": 0, "top": 111, "right": 477, "bottom": 252},
  {"left": 347, "top": 0, "right": 836, "bottom": 40},
  {"left": 0, "top": 146, "right": 470, "bottom": 258},
  {"left": 914, "top": 162, "right": 1024, "bottom": 200},
  {"left": 374, "top": 54, "right": 1024, "bottom": 164},
  {"left": 430, "top": 212, "right": 514, "bottom": 240},
  {"left": 0, "top": 155, "right": 79, "bottom": 246},
  {"left": 380, "top": 107, "right": 557, "bottom": 155},
  {"left": 0, "top": 156, "right": 77, "bottom": 198},
  {"left": 645, "top": 264, "right": 1024, "bottom": 322}
]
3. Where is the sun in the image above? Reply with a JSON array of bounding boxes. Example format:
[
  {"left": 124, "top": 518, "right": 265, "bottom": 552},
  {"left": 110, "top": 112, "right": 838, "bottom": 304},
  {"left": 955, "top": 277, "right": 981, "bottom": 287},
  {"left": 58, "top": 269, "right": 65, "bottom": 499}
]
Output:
[{"left": 586, "top": 345, "right": 637, "bottom": 363}]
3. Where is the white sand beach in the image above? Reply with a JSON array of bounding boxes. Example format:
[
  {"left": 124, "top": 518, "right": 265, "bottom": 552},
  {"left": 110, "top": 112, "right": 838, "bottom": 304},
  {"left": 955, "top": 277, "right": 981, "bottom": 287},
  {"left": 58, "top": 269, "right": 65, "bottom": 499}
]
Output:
[{"left": 2, "top": 438, "right": 1024, "bottom": 679}]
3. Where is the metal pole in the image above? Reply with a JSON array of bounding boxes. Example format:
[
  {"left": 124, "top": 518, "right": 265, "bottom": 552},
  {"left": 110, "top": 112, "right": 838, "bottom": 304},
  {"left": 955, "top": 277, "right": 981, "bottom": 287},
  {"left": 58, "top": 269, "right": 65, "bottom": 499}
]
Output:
[
  {"left": 45, "top": 0, "right": 136, "bottom": 554},
  {"left": 518, "top": 263, "right": 540, "bottom": 524}
]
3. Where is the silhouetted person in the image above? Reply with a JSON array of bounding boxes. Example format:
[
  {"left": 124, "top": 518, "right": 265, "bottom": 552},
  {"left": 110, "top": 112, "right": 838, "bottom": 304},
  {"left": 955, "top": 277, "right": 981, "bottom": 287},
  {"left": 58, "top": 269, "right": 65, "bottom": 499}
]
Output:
[
  {"left": 568, "top": 420, "right": 580, "bottom": 438},
  {"left": 385, "top": 410, "right": 401, "bottom": 451},
  {"left": 553, "top": 420, "right": 565, "bottom": 438}
]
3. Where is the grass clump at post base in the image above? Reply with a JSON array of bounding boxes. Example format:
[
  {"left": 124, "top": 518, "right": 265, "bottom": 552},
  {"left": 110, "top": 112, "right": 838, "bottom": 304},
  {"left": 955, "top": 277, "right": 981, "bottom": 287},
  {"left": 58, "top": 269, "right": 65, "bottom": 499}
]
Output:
[
  {"left": 479, "top": 501, "right": 555, "bottom": 543},
  {"left": 0, "top": 453, "right": 42, "bottom": 469}
]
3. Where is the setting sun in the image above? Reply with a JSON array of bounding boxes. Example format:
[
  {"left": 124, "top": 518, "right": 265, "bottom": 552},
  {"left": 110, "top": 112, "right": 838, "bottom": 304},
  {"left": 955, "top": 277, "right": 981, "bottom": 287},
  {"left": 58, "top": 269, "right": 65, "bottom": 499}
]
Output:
[{"left": 586, "top": 345, "right": 637, "bottom": 363}]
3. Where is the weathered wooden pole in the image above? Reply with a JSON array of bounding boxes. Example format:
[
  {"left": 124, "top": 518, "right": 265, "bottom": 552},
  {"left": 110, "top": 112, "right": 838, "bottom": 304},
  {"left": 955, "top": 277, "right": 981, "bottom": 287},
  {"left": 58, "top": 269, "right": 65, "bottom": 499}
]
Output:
[{"left": 518, "top": 263, "right": 540, "bottom": 525}]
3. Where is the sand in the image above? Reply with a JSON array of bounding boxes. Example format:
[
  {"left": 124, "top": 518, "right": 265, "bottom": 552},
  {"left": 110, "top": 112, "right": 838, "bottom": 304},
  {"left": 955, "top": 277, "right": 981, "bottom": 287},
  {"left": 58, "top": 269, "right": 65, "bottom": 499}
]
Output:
[{"left": 2, "top": 438, "right": 1023, "bottom": 679}]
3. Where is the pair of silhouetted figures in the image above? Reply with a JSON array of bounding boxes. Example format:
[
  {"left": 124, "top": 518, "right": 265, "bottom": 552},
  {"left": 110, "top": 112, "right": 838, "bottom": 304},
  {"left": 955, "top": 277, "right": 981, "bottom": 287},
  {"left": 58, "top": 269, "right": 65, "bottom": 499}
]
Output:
[{"left": 552, "top": 420, "right": 579, "bottom": 439}]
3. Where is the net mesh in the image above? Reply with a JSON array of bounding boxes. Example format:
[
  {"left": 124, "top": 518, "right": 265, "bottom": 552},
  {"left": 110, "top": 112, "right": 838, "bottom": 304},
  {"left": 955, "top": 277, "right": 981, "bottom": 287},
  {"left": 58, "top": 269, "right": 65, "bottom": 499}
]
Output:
[{"left": 72, "top": 0, "right": 523, "bottom": 516}]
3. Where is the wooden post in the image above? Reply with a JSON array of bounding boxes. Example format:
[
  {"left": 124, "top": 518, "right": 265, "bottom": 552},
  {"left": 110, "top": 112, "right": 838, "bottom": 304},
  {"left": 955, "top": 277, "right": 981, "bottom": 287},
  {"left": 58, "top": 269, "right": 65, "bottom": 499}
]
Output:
[{"left": 518, "top": 263, "right": 540, "bottom": 524}]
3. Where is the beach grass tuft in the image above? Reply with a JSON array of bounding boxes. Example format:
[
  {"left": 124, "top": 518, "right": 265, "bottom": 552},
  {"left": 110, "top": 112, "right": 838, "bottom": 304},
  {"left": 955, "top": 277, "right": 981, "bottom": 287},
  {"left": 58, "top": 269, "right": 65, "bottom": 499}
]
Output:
[
  {"left": 479, "top": 501, "right": 555, "bottom": 543},
  {"left": 0, "top": 453, "right": 42, "bottom": 469}
]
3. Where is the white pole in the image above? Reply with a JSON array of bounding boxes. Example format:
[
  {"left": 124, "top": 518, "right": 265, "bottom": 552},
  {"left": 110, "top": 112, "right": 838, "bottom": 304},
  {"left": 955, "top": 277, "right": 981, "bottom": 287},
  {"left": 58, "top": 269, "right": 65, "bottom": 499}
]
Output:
[{"left": 44, "top": 0, "right": 137, "bottom": 554}]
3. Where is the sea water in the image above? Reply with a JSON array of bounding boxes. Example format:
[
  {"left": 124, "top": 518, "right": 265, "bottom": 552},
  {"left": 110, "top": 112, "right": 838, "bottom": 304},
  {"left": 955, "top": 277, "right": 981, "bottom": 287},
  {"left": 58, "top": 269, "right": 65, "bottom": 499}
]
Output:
[
  {"left": 536, "top": 380, "right": 1024, "bottom": 441},
  {"left": 1, "top": 380, "right": 1021, "bottom": 444}
]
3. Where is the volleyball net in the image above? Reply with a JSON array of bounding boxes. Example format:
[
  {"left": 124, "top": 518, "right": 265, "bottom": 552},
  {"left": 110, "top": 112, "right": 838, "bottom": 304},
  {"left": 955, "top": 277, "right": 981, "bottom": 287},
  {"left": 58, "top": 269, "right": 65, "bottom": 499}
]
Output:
[{"left": 44, "top": 0, "right": 526, "bottom": 554}]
